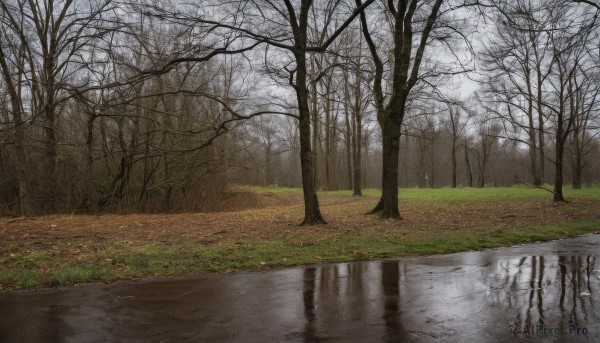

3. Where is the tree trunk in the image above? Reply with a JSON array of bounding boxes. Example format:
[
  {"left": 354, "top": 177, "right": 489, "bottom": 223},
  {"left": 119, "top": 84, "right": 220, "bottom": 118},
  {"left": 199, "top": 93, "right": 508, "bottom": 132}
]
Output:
[
  {"left": 85, "top": 115, "right": 95, "bottom": 180},
  {"left": 537, "top": 71, "right": 546, "bottom": 185},
  {"left": 370, "top": 121, "right": 401, "bottom": 219},
  {"left": 553, "top": 138, "right": 565, "bottom": 201},
  {"left": 538, "top": 127, "right": 545, "bottom": 185},
  {"left": 83, "top": 112, "right": 96, "bottom": 212},
  {"left": 430, "top": 139, "right": 435, "bottom": 188},
  {"left": 331, "top": 112, "right": 339, "bottom": 190},
  {"left": 15, "top": 119, "right": 35, "bottom": 216},
  {"left": 553, "top": 66, "right": 569, "bottom": 202},
  {"left": 359, "top": 0, "right": 443, "bottom": 218},
  {"left": 43, "top": 99, "right": 58, "bottom": 211},
  {"left": 309, "top": 57, "right": 320, "bottom": 188},
  {"left": 478, "top": 163, "right": 485, "bottom": 188},
  {"left": 572, "top": 159, "right": 582, "bottom": 189},
  {"left": 571, "top": 131, "right": 582, "bottom": 189},
  {"left": 296, "top": 50, "right": 326, "bottom": 224},
  {"left": 265, "top": 142, "right": 272, "bottom": 186},
  {"left": 529, "top": 138, "right": 540, "bottom": 186},
  {"left": 298, "top": 117, "right": 326, "bottom": 224},
  {"left": 451, "top": 139, "right": 457, "bottom": 188},
  {"left": 449, "top": 107, "right": 459, "bottom": 188},
  {"left": 352, "top": 114, "right": 363, "bottom": 196},
  {"left": 464, "top": 140, "right": 473, "bottom": 187},
  {"left": 524, "top": 51, "right": 541, "bottom": 186},
  {"left": 353, "top": 44, "right": 364, "bottom": 196},
  {"left": 288, "top": 0, "right": 327, "bottom": 224},
  {"left": 324, "top": 92, "right": 332, "bottom": 190},
  {"left": 344, "top": 111, "right": 353, "bottom": 191},
  {"left": 536, "top": 53, "right": 546, "bottom": 186}
]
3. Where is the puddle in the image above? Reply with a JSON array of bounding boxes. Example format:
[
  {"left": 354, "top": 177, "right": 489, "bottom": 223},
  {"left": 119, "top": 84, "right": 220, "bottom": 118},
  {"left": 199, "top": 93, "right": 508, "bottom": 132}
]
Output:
[{"left": 1, "top": 235, "right": 599, "bottom": 342}]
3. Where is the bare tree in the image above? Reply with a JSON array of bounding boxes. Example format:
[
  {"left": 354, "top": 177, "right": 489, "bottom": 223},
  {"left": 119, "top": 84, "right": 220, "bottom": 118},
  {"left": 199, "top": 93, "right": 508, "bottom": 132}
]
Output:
[
  {"left": 446, "top": 104, "right": 469, "bottom": 188},
  {"left": 473, "top": 118, "right": 501, "bottom": 188},
  {"left": 547, "top": 22, "right": 595, "bottom": 201},
  {"left": 140, "top": 0, "right": 376, "bottom": 224},
  {"left": 0, "top": 0, "right": 114, "bottom": 214},
  {"left": 480, "top": 0, "right": 599, "bottom": 199},
  {"left": 478, "top": 1, "right": 553, "bottom": 186},
  {"left": 463, "top": 137, "right": 474, "bottom": 187},
  {"left": 569, "top": 69, "right": 600, "bottom": 189},
  {"left": 358, "top": 0, "right": 473, "bottom": 218},
  {"left": 338, "top": 25, "right": 370, "bottom": 196}
]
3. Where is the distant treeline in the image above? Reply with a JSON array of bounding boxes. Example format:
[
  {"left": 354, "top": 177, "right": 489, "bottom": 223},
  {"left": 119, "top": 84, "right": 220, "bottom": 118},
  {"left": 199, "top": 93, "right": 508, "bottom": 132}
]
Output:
[{"left": 0, "top": 0, "right": 598, "bottom": 217}]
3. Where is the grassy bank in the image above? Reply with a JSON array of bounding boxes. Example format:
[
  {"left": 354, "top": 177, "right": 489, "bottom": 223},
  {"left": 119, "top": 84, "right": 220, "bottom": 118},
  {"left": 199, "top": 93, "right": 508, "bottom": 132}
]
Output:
[{"left": 1, "top": 187, "right": 599, "bottom": 290}]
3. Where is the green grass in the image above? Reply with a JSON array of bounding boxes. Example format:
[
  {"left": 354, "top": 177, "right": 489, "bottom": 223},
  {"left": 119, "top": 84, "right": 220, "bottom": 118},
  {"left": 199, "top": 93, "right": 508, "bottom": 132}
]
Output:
[
  {"left": 402, "top": 221, "right": 598, "bottom": 254},
  {"left": 53, "top": 266, "right": 103, "bottom": 286},
  {"left": 3, "top": 220, "right": 597, "bottom": 289},
  {"left": 563, "top": 186, "right": 600, "bottom": 198},
  {"left": 1, "top": 186, "right": 599, "bottom": 290},
  {"left": 331, "top": 186, "right": 600, "bottom": 212},
  {"left": 338, "top": 186, "right": 600, "bottom": 201}
]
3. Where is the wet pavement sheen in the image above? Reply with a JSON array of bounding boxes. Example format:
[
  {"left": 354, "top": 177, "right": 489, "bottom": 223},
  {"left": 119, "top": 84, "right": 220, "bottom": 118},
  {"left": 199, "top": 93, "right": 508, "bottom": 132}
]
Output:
[{"left": 1, "top": 235, "right": 599, "bottom": 342}]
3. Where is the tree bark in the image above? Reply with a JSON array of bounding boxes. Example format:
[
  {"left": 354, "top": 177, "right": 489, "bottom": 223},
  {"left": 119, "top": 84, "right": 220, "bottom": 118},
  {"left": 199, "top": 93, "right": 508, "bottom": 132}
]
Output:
[
  {"left": 43, "top": 89, "right": 58, "bottom": 210},
  {"left": 358, "top": 0, "right": 443, "bottom": 218},
  {"left": 537, "top": 86, "right": 546, "bottom": 186},
  {"left": 344, "top": 110, "right": 353, "bottom": 191},
  {"left": 524, "top": 50, "right": 541, "bottom": 186},
  {"left": 553, "top": 139, "right": 565, "bottom": 201},
  {"left": 293, "top": 0, "right": 326, "bottom": 224},
  {"left": 343, "top": 61, "right": 364, "bottom": 196},
  {"left": 451, "top": 138, "right": 457, "bottom": 188},
  {"left": 343, "top": 69, "right": 354, "bottom": 191},
  {"left": 571, "top": 136, "right": 582, "bottom": 189},
  {"left": 464, "top": 140, "right": 473, "bottom": 187},
  {"left": 297, "top": 59, "right": 326, "bottom": 223},
  {"left": 534, "top": 36, "right": 546, "bottom": 186},
  {"left": 449, "top": 106, "right": 459, "bottom": 188},
  {"left": 370, "top": 120, "right": 401, "bottom": 218},
  {"left": 352, "top": 109, "right": 363, "bottom": 196}
]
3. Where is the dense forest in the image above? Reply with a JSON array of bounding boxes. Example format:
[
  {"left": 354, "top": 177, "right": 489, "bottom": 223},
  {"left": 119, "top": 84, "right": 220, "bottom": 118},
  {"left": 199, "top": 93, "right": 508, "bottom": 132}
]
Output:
[{"left": 0, "top": 0, "right": 599, "bottom": 220}]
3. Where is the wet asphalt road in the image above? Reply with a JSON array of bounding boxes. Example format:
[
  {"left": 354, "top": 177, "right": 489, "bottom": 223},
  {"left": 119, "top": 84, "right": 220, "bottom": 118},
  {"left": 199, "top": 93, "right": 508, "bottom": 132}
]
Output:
[{"left": 1, "top": 234, "right": 599, "bottom": 342}]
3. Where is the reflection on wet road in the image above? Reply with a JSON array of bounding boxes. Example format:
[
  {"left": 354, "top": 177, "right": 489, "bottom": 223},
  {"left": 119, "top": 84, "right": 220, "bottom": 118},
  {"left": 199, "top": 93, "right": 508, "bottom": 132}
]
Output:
[{"left": 1, "top": 235, "right": 599, "bottom": 342}]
